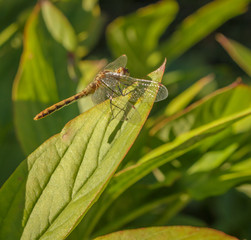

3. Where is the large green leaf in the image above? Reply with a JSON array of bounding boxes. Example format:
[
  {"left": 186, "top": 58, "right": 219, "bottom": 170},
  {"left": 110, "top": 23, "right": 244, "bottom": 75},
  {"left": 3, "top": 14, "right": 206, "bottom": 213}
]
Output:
[
  {"left": 216, "top": 34, "right": 251, "bottom": 77},
  {"left": 13, "top": 4, "right": 79, "bottom": 155},
  {"left": 94, "top": 226, "right": 238, "bottom": 240},
  {"left": 0, "top": 57, "right": 166, "bottom": 240}
]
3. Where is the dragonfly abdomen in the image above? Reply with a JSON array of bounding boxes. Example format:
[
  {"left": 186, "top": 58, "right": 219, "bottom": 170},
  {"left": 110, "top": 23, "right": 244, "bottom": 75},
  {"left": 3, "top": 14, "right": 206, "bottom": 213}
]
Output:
[{"left": 34, "top": 83, "right": 97, "bottom": 120}]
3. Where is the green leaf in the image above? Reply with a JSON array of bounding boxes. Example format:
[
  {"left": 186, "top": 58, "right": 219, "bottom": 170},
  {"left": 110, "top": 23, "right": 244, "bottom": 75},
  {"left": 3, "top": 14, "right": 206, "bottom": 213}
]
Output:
[
  {"left": 185, "top": 157, "right": 251, "bottom": 199},
  {"left": 160, "top": 0, "right": 250, "bottom": 62},
  {"left": 0, "top": 23, "right": 18, "bottom": 46},
  {"left": 187, "top": 144, "right": 238, "bottom": 174},
  {"left": 41, "top": 0, "right": 77, "bottom": 52},
  {"left": 164, "top": 74, "right": 214, "bottom": 116},
  {"left": 107, "top": 0, "right": 178, "bottom": 75},
  {"left": 13, "top": 4, "right": 79, "bottom": 155},
  {"left": 54, "top": 0, "right": 103, "bottom": 57},
  {"left": 0, "top": 57, "right": 166, "bottom": 240},
  {"left": 94, "top": 226, "right": 238, "bottom": 240},
  {"left": 180, "top": 131, "right": 251, "bottom": 199},
  {"left": 237, "top": 184, "right": 251, "bottom": 198},
  {"left": 216, "top": 33, "right": 251, "bottom": 77},
  {"left": 0, "top": 160, "right": 27, "bottom": 239}
]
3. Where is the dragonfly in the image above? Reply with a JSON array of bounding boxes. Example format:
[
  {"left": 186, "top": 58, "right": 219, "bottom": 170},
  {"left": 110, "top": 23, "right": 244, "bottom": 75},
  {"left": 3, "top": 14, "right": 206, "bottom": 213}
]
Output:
[{"left": 34, "top": 55, "right": 168, "bottom": 122}]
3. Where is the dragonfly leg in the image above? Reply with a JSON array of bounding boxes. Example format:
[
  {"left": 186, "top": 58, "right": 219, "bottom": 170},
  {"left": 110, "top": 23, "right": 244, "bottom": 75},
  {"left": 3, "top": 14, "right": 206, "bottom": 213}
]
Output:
[
  {"left": 109, "top": 96, "right": 116, "bottom": 119},
  {"left": 116, "top": 85, "right": 125, "bottom": 96},
  {"left": 109, "top": 96, "right": 129, "bottom": 121}
]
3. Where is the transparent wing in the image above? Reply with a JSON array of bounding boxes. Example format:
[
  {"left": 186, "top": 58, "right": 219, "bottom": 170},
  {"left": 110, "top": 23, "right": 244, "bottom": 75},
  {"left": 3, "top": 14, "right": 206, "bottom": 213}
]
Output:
[
  {"left": 104, "top": 55, "right": 127, "bottom": 71},
  {"left": 92, "top": 83, "right": 141, "bottom": 124},
  {"left": 91, "top": 83, "right": 113, "bottom": 105},
  {"left": 103, "top": 72, "right": 168, "bottom": 102}
]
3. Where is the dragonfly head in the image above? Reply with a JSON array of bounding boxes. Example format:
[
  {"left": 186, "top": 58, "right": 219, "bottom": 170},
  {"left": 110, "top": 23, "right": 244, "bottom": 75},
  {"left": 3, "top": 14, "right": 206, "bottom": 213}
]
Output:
[{"left": 116, "top": 67, "right": 129, "bottom": 76}]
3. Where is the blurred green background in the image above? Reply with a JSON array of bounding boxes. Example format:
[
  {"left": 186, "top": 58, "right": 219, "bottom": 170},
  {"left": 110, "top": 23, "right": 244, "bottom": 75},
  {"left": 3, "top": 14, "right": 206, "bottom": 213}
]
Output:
[{"left": 1, "top": 0, "right": 251, "bottom": 239}]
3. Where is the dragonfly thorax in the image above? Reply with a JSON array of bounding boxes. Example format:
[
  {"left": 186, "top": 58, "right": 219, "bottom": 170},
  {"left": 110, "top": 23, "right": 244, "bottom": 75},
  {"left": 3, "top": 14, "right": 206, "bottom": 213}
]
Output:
[{"left": 115, "top": 67, "right": 129, "bottom": 76}]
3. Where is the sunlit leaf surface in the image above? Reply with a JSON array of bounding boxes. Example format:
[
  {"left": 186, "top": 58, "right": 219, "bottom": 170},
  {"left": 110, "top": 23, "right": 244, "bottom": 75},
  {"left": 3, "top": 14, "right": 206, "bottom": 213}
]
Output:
[
  {"left": 0, "top": 56, "right": 166, "bottom": 240},
  {"left": 94, "top": 226, "right": 238, "bottom": 240}
]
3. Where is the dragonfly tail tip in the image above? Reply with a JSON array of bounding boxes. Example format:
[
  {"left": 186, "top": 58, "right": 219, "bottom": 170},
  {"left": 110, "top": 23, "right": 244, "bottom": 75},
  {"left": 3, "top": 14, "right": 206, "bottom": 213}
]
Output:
[{"left": 33, "top": 115, "right": 39, "bottom": 121}]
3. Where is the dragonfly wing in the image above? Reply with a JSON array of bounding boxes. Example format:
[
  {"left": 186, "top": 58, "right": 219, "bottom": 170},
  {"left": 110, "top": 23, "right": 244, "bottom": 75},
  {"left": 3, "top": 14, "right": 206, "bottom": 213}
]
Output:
[
  {"left": 104, "top": 55, "right": 127, "bottom": 71},
  {"left": 154, "top": 82, "right": 169, "bottom": 102},
  {"left": 92, "top": 74, "right": 123, "bottom": 105},
  {"left": 103, "top": 73, "right": 168, "bottom": 102},
  {"left": 91, "top": 84, "right": 112, "bottom": 105},
  {"left": 92, "top": 78, "right": 141, "bottom": 124}
]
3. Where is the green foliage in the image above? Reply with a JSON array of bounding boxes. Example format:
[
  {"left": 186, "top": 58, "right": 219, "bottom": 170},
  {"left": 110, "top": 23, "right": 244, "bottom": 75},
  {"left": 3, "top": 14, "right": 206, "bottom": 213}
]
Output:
[
  {"left": 107, "top": 0, "right": 249, "bottom": 75},
  {"left": 93, "top": 226, "right": 239, "bottom": 240},
  {"left": 41, "top": 0, "right": 77, "bottom": 52},
  {"left": 217, "top": 34, "right": 251, "bottom": 77},
  {"left": 0, "top": 0, "right": 251, "bottom": 239}
]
